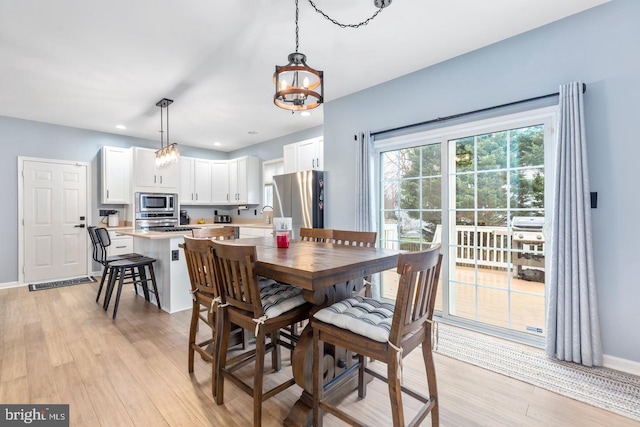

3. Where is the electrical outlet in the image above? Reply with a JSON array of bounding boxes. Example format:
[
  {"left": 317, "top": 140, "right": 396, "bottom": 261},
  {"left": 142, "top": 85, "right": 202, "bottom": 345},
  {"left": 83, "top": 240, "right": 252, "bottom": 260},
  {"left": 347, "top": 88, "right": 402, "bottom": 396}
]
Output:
[{"left": 172, "top": 250, "right": 179, "bottom": 261}]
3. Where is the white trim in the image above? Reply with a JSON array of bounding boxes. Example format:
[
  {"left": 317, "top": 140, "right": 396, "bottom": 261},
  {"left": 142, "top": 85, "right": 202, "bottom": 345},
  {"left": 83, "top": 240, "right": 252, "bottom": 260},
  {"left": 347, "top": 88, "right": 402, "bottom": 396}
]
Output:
[
  {"left": 0, "top": 281, "right": 22, "bottom": 290},
  {"left": 18, "top": 156, "right": 93, "bottom": 284},
  {"left": 603, "top": 354, "right": 640, "bottom": 376}
]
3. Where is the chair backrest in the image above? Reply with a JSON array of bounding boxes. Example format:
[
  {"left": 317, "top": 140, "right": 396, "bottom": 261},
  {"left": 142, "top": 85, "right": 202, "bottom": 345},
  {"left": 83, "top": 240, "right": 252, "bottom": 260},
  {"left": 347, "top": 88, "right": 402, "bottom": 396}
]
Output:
[
  {"left": 212, "top": 241, "right": 262, "bottom": 317},
  {"left": 299, "top": 228, "right": 334, "bottom": 243},
  {"left": 332, "top": 230, "right": 377, "bottom": 248},
  {"left": 389, "top": 245, "right": 443, "bottom": 347},
  {"left": 182, "top": 236, "right": 220, "bottom": 297},
  {"left": 93, "top": 227, "right": 112, "bottom": 265},
  {"left": 192, "top": 227, "right": 236, "bottom": 240},
  {"left": 87, "top": 226, "right": 99, "bottom": 262}
]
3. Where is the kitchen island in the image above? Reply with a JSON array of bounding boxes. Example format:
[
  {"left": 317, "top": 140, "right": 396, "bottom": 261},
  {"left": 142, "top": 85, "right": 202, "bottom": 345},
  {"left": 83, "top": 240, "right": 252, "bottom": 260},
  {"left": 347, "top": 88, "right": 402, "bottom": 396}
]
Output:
[{"left": 110, "top": 224, "right": 273, "bottom": 313}]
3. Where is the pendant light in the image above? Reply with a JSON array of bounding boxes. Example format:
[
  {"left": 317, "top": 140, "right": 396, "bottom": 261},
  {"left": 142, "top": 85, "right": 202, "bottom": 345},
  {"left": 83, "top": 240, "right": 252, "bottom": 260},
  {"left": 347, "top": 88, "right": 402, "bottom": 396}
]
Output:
[
  {"left": 273, "top": 0, "right": 323, "bottom": 111},
  {"left": 155, "top": 98, "right": 180, "bottom": 167}
]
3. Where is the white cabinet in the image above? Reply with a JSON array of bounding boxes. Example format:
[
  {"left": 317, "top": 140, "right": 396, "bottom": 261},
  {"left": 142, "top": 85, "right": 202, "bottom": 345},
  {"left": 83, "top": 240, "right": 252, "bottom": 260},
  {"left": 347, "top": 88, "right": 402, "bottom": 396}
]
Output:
[
  {"left": 211, "top": 160, "right": 231, "bottom": 204},
  {"left": 180, "top": 157, "right": 212, "bottom": 205},
  {"left": 132, "top": 147, "right": 179, "bottom": 192},
  {"left": 106, "top": 232, "right": 133, "bottom": 257},
  {"left": 101, "top": 146, "right": 130, "bottom": 204},
  {"left": 212, "top": 156, "right": 260, "bottom": 205},
  {"left": 283, "top": 137, "right": 323, "bottom": 173},
  {"left": 229, "top": 156, "right": 260, "bottom": 205}
]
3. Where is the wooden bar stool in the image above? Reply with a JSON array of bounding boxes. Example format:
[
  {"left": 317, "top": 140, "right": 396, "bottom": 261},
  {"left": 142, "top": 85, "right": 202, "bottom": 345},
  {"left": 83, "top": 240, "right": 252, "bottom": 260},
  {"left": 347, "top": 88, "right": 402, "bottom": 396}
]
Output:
[{"left": 103, "top": 256, "right": 161, "bottom": 319}]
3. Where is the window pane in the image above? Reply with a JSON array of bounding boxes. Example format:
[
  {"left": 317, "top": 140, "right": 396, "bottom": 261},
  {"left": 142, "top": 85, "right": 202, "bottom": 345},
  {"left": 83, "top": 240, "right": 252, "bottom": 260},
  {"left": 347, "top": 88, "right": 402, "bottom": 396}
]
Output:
[
  {"left": 400, "top": 147, "right": 421, "bottom": 179},
  {"left": 477, "top": 131, "right": 507, "bottom": 171},
  {"left": 400, "top": 178, "right": 420, "bottom": 209},
  {"left": 456, "top": 174, "right": 474, "bottom": 209},
  {"left": 421, "top": 144, "right": 441, "bottom": 176},
  {"left": 421, "top": 177, "right": 441, "bottom": 209},
  {"left": 510, "top": 125, "right": 544, "bottom": 168},
  {"left": 454, "top": 137, "right": 474, "bottom": 173},
  {"left": 510, "top": 168, "right": 545, "bottom": 210},
  {"left": 477, "top": 171, "right": 508, "bottom": 209}
]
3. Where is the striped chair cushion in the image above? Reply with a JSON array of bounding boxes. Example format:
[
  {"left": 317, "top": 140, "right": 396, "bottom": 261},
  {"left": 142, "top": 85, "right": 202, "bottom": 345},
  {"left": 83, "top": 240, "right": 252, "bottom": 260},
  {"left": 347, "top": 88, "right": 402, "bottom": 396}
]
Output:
[
  {"left": 313, "top": 296, "right": 395, "bottom": 343},
  {"left": 260, "top": 282, "right": 306, "bottom": 319}
]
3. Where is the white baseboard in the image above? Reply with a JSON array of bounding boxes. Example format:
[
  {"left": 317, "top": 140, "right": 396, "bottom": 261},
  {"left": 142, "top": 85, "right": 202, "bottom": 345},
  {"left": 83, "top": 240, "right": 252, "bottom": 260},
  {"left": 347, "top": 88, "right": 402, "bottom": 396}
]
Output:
[
  {"left": 0, "top": 281, "right": 23, "bottom": 290},
  {"left": 603, "top": 354, "right": 640, "bottom": 376}
]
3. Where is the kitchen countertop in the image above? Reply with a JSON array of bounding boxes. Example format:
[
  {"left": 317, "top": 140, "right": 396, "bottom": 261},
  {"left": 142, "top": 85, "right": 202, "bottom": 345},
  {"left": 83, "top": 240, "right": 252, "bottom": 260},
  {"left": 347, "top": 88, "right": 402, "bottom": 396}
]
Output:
[{"left": 108, "top": 223, "right": 273, "bottom": 239}]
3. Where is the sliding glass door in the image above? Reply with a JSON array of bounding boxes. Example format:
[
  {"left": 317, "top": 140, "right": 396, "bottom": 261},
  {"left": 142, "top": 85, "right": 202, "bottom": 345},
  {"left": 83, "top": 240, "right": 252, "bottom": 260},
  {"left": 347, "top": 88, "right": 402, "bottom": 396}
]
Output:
[{"left": 376, "top": 108, "right": 555, "bottom": 342}]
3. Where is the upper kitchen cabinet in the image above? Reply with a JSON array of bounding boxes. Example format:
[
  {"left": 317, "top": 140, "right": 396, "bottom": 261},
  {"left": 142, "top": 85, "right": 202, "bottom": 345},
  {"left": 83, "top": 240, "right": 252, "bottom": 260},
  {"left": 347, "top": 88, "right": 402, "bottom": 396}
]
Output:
[
  {"left": 131, "top": 147, "right": 179, "bottom": 192},
  {"left": 283, "top": 137, "right": 323, "bottom": 173},
  {"left": 230, "top": 156, "right": 260, "bottom": 205},
  {"left": 211, "top": 160, "right": 230, "bottom": 204},
  {"left": 101, "top": 146, "right": 130, "bottom": 204},
  {"left": 179, "top": 157, "right": 212, "bottom": 205},
  {"left": 211, "top": 156, "right": 260, "bottom": 205}
]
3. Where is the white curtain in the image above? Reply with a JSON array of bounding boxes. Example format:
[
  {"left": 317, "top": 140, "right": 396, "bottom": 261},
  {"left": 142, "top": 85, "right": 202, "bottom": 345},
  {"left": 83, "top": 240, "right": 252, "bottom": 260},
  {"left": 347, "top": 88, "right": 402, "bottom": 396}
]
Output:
[
  {"left": 355, "top": 131, "right": 375, "bottom": 232},
  {"left": 546, "top": 82, "right": 602, "bottom": 366}
]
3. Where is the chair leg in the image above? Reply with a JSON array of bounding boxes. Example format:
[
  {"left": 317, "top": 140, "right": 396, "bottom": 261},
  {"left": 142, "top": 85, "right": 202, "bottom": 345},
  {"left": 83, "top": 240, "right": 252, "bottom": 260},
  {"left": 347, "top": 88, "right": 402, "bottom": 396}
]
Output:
[
  {"left": 215, "top": 317, "right": 231, "bottom": 405},
  {"left": 312, "top": 329, "right": 323, "bottom": 427},
  {"left": 422, "top": 342, "right": 439, "bottom": 427},
  {"left": 253, "top": 329, "right": 266, "bottom": 427},
  {"left": 387, "top": 354, "right": 405, "bottom": 427},
  {"left": 147, "top": 263, "right": 161, "bottom": 310},
  {"left": 103, "top": 266, "right": 118, "bottom": 310},
  {"left": 271, "top": 330, "right": 282, "bottom": 372},
  {"left": 112, "top": 267, "right": 127, "bottom": 319},
  {"left": 137, "top": 265, "right": 150, "bottom": 301},
  {"left": 96, "top": 265, "right": 109, "bottom": 302},
  {"left": 188, "top": 301, "right": 199, "bottom": 373},
  {"left": 358, "top": 353, "right": 367, "bottom": 399}
]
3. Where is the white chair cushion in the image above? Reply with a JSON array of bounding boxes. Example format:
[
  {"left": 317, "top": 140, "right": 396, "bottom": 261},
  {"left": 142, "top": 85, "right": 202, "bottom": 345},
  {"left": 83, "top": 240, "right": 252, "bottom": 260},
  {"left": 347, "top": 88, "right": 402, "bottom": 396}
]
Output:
[
  {"left": 260, "top": 282, "right": 306, "bottom": 319},
  {"left": 313, "top": 296, "right": 395, "bottom": 343}
]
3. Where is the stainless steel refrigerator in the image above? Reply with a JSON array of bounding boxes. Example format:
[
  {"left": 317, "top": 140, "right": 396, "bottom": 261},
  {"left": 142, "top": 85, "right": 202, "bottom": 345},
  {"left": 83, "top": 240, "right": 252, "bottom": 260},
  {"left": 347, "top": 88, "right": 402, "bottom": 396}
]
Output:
[{"left": 272, "top": 170, "right": 325, "bottom": 238}]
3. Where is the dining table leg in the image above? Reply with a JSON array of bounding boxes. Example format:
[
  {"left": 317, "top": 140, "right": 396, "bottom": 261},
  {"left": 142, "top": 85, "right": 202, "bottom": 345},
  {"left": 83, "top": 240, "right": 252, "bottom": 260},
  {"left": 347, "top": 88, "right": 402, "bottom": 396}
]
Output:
[{"left": 284, "top": 280, "right": 369, "bottom": 427}]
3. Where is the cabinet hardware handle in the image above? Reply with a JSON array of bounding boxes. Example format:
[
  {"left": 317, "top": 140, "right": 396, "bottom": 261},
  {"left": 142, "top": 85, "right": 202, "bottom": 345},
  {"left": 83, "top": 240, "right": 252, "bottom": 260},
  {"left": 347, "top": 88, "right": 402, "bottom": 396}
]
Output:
[
  {"left": 154, "top": 175, "right": 157, "bottom": 184},
  {"left": 115, "top": 246, "right": 126, "bottom": 249},
  {"left": 160, "top": 176, "right": 163, "bottom": 184},
  {"left": 107, "top": 190, "right": 110, "bottom": 198},
  {"left": 196, "top": 193, "right": 198, "bottom": 200},
  {"left": 74, "top": 224, "right": 86, "bottom": 228}
]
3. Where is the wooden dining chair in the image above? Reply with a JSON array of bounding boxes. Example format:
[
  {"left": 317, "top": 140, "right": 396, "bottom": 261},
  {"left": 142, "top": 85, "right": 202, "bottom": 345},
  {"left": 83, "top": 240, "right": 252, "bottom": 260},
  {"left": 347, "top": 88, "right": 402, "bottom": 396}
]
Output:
[
  {"left": 312, "top": 246, "right": 443, "bottom": 427},
  {"left": 181, "top": 236, "right": 245, "bottom": 399},
  {"left": 299, "top": 227, "right": 334, "bottom": 243},
  {"left": 332, "top": 229, "right": 377, "bottom": 247},
  {"left": 212, "top": 241, "right": 311, "bottom": 427},
  {"left": 332, "top": 229, "right": 378, "bottom": 297},
  {"left": 191, "top": 226, "right": 236, "bottom": 239}
]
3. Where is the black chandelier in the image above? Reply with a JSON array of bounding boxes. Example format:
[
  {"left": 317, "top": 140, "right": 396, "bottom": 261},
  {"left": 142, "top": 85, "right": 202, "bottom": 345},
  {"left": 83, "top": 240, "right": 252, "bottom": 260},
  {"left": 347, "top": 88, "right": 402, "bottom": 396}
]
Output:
[
  {"left": 155, "top": 98, "right": 180, "bottom": 167},
  {"left": 273, "top": 0, "right": 391, "bottom": 112}
]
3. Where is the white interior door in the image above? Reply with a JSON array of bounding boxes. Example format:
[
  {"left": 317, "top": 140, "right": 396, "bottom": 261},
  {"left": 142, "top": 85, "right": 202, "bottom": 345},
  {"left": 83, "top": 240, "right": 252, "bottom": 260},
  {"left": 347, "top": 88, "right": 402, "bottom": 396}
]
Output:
[{"left": 22, "top": 159, "right": 88, "bottom": 282}]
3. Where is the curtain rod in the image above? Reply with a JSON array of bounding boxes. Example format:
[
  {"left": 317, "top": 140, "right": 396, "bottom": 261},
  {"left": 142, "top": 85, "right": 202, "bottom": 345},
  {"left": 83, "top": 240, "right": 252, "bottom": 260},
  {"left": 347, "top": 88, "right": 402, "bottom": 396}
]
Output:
[{"left": 371, "top": 83, "right": 587, "bottom": 138}]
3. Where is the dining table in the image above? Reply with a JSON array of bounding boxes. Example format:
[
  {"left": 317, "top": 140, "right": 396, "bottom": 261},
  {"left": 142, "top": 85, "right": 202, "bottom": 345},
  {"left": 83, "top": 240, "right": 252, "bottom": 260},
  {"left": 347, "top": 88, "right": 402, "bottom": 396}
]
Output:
[{"left": 225, "top": 236, "right": 401, "bottom": 427}]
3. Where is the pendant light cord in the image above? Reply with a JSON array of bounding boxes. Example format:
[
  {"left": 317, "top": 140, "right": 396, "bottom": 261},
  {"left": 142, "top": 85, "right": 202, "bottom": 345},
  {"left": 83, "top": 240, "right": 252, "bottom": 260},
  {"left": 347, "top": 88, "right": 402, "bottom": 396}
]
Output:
[
  {"left": 306, "top": 0, "right": 386, "bottom": 29},
  {"left": 295, "top": 0, "right": 299, "bottom": 52}
]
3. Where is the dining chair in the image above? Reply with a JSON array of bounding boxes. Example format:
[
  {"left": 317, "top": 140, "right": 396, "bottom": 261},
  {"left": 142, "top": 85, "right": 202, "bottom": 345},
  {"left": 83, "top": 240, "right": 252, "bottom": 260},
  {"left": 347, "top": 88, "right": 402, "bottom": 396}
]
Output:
[
  {"left": 332, "top": 229, "right": 377, "bottom": 247},
  {"left": 191, "top": 226, "right": 236, "bottom": 239},
  {"left": 311, "top": 246, "right": 443, "bottom": 427},
  {"left": 181, "top": 236, "right": 245, "bottom": 399},
  {"left": 332, "top": 229, "right": 378, "bottom": 297},
  {"left": 299, "top": 227, "right": 334, "bottom": 243},
  {"left": 212, "top": 241, "right": 311, "bottom": 427},
  {"left": 88, "top": 226, "right": 144, "bottom": 304}
]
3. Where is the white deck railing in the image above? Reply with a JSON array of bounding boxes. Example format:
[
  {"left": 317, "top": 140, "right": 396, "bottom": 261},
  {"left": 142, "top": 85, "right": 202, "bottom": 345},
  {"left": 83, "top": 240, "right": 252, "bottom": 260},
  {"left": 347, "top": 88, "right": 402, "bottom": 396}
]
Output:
[{"left": 382, "top": 224, "right": 545, "bottom": 270}]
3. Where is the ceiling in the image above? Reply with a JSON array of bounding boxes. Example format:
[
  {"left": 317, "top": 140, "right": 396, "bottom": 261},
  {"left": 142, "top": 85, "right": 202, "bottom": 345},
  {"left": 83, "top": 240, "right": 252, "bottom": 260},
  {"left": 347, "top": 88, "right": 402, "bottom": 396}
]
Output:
[{"left": 0, "top": 0, "right": 608, "bottom": 152}]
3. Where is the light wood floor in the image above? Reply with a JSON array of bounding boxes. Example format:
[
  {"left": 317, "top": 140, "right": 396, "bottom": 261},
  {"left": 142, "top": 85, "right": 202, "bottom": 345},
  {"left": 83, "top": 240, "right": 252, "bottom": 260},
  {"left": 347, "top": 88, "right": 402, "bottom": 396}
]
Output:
[{"left": 0, "top": 282, "right": 637, "bottom": 426}]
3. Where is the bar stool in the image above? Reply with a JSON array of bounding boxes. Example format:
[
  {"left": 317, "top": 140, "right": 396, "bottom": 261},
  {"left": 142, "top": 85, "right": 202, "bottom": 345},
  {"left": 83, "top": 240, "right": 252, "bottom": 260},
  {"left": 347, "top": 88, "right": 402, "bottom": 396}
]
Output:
[{"left": 103, "top": 256, "right": 161, "bottom": 319}]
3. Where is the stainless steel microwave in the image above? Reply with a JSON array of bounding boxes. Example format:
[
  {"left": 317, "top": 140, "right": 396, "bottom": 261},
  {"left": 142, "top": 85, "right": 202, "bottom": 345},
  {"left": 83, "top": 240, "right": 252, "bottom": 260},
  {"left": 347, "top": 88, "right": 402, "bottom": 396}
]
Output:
[{"left": 135, "top": 192, "right": 177, "bottom": 214}]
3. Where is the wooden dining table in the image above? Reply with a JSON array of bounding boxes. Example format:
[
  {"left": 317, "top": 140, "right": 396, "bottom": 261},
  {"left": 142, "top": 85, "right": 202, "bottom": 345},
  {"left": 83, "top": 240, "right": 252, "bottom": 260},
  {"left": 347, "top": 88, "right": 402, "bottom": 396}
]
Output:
[{"left": 225, "top": 236, "right": 401, "bottom": 427}]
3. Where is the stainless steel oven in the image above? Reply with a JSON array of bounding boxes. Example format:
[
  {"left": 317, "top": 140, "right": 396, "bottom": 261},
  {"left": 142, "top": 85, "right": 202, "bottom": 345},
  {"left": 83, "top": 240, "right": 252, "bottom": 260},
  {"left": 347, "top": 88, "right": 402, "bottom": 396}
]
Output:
[{"left": 135, "top": 192, "right": 178, "bottom": 229}]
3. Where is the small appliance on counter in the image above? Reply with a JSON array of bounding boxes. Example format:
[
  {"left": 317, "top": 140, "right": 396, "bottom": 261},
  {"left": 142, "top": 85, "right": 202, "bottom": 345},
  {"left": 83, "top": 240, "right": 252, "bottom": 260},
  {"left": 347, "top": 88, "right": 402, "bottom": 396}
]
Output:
[
  {"left": 180, "top": 210, "right": 190, "bottom": 225},
  {"left": 214, "top": 215, "right": 232, "bottom": 223},
  {"left": 108, "top": 211, "right": 119, "bottom": 227}
]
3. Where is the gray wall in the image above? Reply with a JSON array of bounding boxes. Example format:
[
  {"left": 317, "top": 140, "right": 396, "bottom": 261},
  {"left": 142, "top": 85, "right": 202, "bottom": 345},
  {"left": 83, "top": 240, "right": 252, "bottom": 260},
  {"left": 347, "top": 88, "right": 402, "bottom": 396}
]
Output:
[
  {"left": 317, "top": 0, "right": 639, "bottom": 362},
  {"left": 2, "top": 0, "right": 638, "bottom": 362}
]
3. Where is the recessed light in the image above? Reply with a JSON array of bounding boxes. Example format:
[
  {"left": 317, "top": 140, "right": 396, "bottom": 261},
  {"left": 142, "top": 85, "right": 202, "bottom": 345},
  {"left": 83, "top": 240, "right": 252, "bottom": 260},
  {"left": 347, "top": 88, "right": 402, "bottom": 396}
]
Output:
[
  {"left": 248, "top": 131, "right": 258, "bottom": 135},
  {"left": 300, "top": 111, "right": 311, "bottom": 117},
  {"left": 213, "top": 142, "right": 221, "bottom": 147},
  {"left": 115, "top": 124, "right": 127, "bottom": 130}
]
